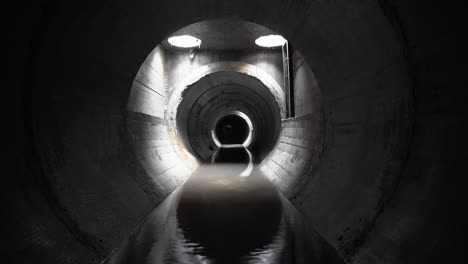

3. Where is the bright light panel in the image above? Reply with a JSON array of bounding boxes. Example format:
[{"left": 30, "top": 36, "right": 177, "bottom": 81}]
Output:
[
  {"left": 255, "top": 35, "right": 287, "bottom": 47},
  {"left": 168, "top": 35, "right": 201, "bottom": 48}
]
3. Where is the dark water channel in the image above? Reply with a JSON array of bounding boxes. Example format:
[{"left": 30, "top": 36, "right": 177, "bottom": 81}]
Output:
[{"left": 104, "top": 148, "right": 344, "bottom": 264}]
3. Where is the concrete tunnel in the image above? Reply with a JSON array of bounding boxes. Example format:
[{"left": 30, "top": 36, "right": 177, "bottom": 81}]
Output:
[{"left": 6, "top": 0, "right": 465, "bottom": 264}]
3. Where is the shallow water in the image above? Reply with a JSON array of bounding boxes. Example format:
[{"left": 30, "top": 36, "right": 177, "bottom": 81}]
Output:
[{"left": 104, "top": 148, "right": 344, "bottom": 264}]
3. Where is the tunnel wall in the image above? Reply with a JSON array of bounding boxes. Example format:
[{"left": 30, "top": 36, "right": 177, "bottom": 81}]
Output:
[
  {"left": 292, "top": 50, "right": 321, "bottom": 116},
  {"left": 262, "top": 113, "right": 324, "bottom": 196},
  {"left": 6, "top": 3, "right": 109, "bottom": 263},
  {"left": 127, "top": 46, "right": 193, "bottom": 202},
  {"left": 261, "top": 54, "right": 324, "bottom": 197},
  {"left": 352, "top": 0, "right": 465, "bottom": 262}
]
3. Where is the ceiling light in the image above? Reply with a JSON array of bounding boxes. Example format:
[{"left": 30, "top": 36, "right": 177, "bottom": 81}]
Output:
[
  {"left": 168, "top": 35, "right": 201, "bottom": 48},
  {"left": 255, "top": 35, "right": 287, "bottom": 47}
]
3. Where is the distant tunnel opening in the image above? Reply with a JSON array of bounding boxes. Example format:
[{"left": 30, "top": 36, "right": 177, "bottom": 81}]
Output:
[
  {"left": 175, "top": 72, "right": 283, "bottom": 163},
  {"left": 126, "top": 19, "right": 323, "bottom": 195},
  {"left": 213, "top": 112, "right": 252, "bottom": 147},
  {"left": 215, "top": 115, "right": 248, "bottom": 145}
]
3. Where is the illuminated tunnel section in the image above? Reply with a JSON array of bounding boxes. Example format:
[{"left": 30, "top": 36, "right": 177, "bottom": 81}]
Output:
[{"left": 175, "top": 70, "right": 282, "bottom": 162}]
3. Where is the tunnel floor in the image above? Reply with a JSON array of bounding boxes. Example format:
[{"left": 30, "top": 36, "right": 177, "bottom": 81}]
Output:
[{"left": 104, "top": 149, "right": 344, "bottom": 264}]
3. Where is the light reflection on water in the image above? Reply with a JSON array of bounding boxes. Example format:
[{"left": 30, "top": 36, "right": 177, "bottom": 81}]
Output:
[
  {"left": 172, "top": 217, "right": 286, "bottom": 264},
  {"left": 103, "top": 148, "right": 344, "bottom": 264}
]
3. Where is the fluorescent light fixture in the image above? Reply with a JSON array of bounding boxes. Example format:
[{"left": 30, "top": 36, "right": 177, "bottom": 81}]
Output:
[
  {"left": 255, "top": 34, "right": 287, "bottom": 47},
  {"left": 168, "top": 35, "right": 201, "bottom": 48}
]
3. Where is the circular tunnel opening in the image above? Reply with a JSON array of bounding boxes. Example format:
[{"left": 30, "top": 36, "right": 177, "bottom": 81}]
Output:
[
  {"left": 175, "top": 73, "right": 282, "bottom": 163},
  {"left": 215, "top": 114, "right": 249, "bottom": 145},
  {"left": 213, "top": 112, "right": 253, "bottom": 147},
  {"left": 126, "top": 18, "right": 324, "bottom": 199}
]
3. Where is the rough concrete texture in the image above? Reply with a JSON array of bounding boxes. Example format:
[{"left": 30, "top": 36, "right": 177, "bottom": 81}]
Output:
[
  {"left": 127, "top": 46, "right": 193, "bottom": 202},
  {"left": 6, "top": 0, "right": 464, "bottom": 263},
  {"left": 262, "top": 113, "right": 324, "bottom": 197},
  {"left": 292, "top": 50, "right": 321, "bottom": 117},
  {"left": 261, "top": 49, "right": 324, "bottom": 197}
]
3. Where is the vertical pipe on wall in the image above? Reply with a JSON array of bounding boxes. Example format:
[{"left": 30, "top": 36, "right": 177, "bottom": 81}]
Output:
[{"left": 282, "top": 41, "right": 295, "bottom": 118}]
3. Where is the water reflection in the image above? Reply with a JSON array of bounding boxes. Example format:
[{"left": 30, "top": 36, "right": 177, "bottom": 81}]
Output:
[
  {"left": 104, "top": 148, "right": 345, "bottom": 264},
  {"left": 210, "top": 147, "right": 255, "bottom": 164},
  {"left": 177, "top": 169, "right": 282, "bottom": 261}
]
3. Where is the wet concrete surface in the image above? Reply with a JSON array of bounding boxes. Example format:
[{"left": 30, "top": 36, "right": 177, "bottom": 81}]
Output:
[{"left": 104, "top": 148, "right": 344, "bottom": 264}]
